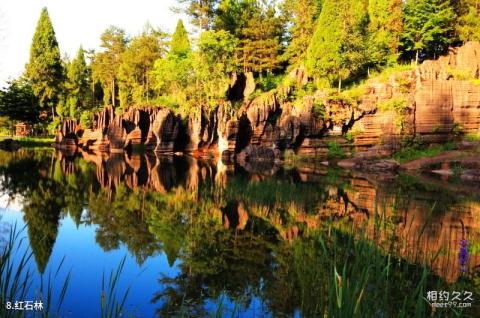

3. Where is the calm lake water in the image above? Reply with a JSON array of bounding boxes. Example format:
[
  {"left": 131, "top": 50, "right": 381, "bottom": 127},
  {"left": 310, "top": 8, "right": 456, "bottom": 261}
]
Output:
[{"left": 0, "top": 148, "right": 479, "bottom": 317}]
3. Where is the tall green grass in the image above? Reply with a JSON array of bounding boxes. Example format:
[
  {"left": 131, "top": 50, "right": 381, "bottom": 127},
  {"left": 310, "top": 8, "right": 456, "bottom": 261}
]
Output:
[{"left": 1, "top": 224, "right": 133, "bottom": 318}]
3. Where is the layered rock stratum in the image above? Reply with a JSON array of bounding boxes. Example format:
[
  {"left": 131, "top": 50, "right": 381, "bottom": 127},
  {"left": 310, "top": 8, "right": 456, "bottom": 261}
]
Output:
[{"left": 55, "top": 42, "right": 480, "bottom": 164}]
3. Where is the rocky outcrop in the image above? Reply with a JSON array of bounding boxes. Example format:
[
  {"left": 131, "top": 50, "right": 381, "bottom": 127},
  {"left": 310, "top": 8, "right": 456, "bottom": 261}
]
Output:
[
  {"left": 74, "top": 106, "right": 180, "bottom": 153},
  {"left": 151, "top": 108, "right": 179, "bottom": 153},
  {"left": 56, "top": 42, "right": 480, "bottom": 165},
  {"left": 54, "top": 119, "right": 79, "bottom": 150}
]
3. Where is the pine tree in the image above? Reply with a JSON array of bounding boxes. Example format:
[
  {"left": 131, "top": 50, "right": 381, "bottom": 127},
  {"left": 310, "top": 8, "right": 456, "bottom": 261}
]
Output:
[
  {"left": 456, "top": 0, "right": 480, "bottom": 41},
  {"left": 92, "top": 26, "right": 127, "bottom": 107},
  {"left": 401, "top": 0, "right": 456, "bottom": 63},
  {"left": 306, "top": 0, "right": 368, "bottom": 90},
  {"left": 170, "top": 20, "right": 191, "bottom": 57},
  {"left": 64, "top": 47, "right": 90, "bottom": 119},
  {"left": 178, "top": 0, "right": 219, "bottom": 31},
  {"left": 282, "top": 0, "right": 323, "bottom": 66},
  {"left": 367, "top": 0, "right": 403, "bottom": 67},
  {"left": 153, "top": 20, "right": 193, "bottom": 105},
  {"left": 25, "top": 7, "right": 64, "bottom": 120},
  {"left": 214, "top": 0, "right": 258, "bottom": 37},
  {"left": 237, "top": 3, "right": 283, "bottom": 74}
]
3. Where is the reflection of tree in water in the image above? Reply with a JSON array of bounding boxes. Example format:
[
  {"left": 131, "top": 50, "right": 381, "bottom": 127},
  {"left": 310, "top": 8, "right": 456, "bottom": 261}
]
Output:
[
  {"left": 22, "top": 179, "right": 63, "bottom": 273},
  {"left": 88, "top": 183, "right": 161, "bottom": 264}
]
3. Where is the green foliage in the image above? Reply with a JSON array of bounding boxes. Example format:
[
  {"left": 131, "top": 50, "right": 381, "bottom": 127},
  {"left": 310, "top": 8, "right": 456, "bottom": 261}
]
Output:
[
  {"left": 170, "top": 20, "right": 191, "bottom": 57},
  {"left": 281, "top": 0, "right": 323, "bottom": 66},
  {"left": 92, "top": 26, "right": 127, "bottom": 107},
  {"left": 367, "top": 0, "right": 403, "bottom": 67},
  {"left": 393, "top": 141, "right": 457, "bottom": 163},
  {"left": 153, "top": 20, "right": 193, "bottom": 112},
  {"left": 456, "top": 0, "right": 480, "bottom": 42},
  {"left": 400, "top": 0, "right": 456, "bottom": 62},
  {"left": 256, "top": 73, "right": 284, "bottom": 92},
  {"left": 118, "top": 25, "right": 167, "bottom": 107},
  {"left": 327, "top": 141, "right": 346, "bottom": 159},
  {"left": 178, "top": 0, "right": 218, "bottom": 31},
  {"left": 0, "top": 79, "right": 40, "bottom": 124},
  {"left": 62, "top": 47, "right": 91, "bottom": 119},
  {"left": 306, "top": 0, "right": 369, "bottom": 90},
  {"left": 452, "top": 122, "right": 464, "bottom": 136},
  {"left": 0, "top": 136, "right": 53, "bottom": 147},
  {"left": 236, "top": 2, "right": 284, "bottom": 74},
  {"left": 464, "top": 132, "right": 480, "bottom": 141},
  {"left": 214, "top": 0, "right": 257, "bottom": 37},
  {"left": 25, "top": 7, "right": 64, "bottom": 117},
  {"left": 193, "top": 29, "right": 237, "bottom": 105},
  {"left": 377, "top": 96, "right": 409, "bottom": 114},
  {"left": 312, "top": 100, "right": 326, "bottom": 118},
  {"left": 80, "top": 109, "right": 96, "bottom": 128}
]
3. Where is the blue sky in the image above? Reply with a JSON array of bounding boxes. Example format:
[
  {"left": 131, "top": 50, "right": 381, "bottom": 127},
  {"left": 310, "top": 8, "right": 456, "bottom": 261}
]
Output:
[{"left": 0, "top": 0, "right": 189, "bottom": 86}]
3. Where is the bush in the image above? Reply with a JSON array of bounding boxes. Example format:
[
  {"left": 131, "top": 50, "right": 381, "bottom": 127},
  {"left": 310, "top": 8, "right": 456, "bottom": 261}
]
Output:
[
  {"left": 327, "top": 141, "right": 346, "bottom": 159},
  {"left": 377, "top": 97, "right": 408, "bottom": 114},
  {"left": 393, "top": 142, "right": 457, "bottom": 163}
]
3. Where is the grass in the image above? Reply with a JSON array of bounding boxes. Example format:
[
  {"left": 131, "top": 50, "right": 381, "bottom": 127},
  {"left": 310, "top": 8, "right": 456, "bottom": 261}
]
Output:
[
  {"left": 464, "top": 133, "right": 480, "bottom": 142},
  {"left": 0, "top": 136, "right": 54, "bottom": 148},
  {"left": 1, "top": 223, "right": 133, "bottom": 318},
  {"left": 0, "top": 223, "right": 70, "bottom": 318},
  {"left": 100, "top": 256, "right": 132, "bottom": 318},
  {"left": 393, "top": 142, "right": 457, "bottom": 163}
]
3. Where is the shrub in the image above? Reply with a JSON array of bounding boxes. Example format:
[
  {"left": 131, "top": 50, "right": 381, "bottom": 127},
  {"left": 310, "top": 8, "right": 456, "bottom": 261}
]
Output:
[{"left": 327, "top": 141, "right": 346, "bottom": 159}]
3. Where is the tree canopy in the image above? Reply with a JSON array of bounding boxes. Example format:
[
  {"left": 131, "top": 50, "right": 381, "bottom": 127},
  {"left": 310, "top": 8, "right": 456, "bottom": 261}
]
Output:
[{"left": 5, "top": 1, "right": 480, "bottom": 134}]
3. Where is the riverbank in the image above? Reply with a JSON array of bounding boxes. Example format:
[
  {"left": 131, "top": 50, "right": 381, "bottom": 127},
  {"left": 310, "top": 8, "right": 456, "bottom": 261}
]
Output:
[{"left": 0, "top": 136, "right": 54, "bottom": 148}]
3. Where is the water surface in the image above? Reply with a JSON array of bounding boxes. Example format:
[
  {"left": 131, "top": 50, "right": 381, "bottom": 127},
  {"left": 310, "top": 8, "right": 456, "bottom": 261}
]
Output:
[{"left": 0, "top": 149, "right": 479, "bottom": 317}]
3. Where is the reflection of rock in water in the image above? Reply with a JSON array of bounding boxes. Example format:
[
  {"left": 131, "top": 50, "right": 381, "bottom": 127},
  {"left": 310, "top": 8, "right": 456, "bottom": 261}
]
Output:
[
  {"left": 56, "top": 150, "right": 76, "bottom": 175},
  {"left": 56, "top": 149, "right": 480, "bottom": 283},
  {"left": 315, "top": 173, "right": 480, "bottom": 283}
]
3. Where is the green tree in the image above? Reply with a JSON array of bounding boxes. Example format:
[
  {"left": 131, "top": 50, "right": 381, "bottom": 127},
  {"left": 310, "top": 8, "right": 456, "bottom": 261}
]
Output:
[
  {"left": 92, "top": 26, "right": 127, "bottom": 107},
  {"left": 25, "top": 7, "right": 64, "bottom": 120},
  {"left": 0, "top": 79, "right": 40, "bottom": 124},
  {"left": 63, "top": 47, "right": 91, "bottom": 119},
  {"left": 118, "top": 25, "right": 168, "bottom": 107},
  {"left": 170, "top": 20, "right": 191, "bottom": 57},
  {"left": 456, "top": 0, "right": 480, "bottom": 41},
  {"left": 153, "top": 20, "right": 193, "bottom": 109},
  {"left": 178, "top": 0, "right": 219, "bottom": 31},
  {"left": 400, "top": 0, "right": 456, "bottom": 63},
  {"left": 193, "top": 30, "right": 237, "bottom": 107},
  {"left": 237, "top": 1, "right": 284, "bottom": 74},
  {"left": 214, "top": 0, "right": 258, "bottom": 37},
  {"left": 306, "top": 0, "right": 368, "bottom": 90},
  {"left": 281, "top": 0, "right": 323, "bottom": 66},
  {"left": 367, "top": 0, "right": 403, "bottom": 67}
]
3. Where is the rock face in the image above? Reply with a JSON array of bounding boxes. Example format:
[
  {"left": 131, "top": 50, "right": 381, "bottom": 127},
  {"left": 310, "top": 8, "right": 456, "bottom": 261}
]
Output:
[
  {"left": 54, "top": 119, "right": 79, "bottom": 150},
  {"left": 56, "top": 42, "right": 480, "bottom": 163},
  {"left": 355, "top": 41, "right": 480, "bottom": 155},
  {"left": 75, "top": 106, "right": 180, "bottom": 153},
  {"left": 151, "top": 108, "right": 179, "bottom": 153}
]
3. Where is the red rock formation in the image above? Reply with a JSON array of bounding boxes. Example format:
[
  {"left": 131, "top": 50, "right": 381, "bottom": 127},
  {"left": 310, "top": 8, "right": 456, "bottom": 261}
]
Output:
[
  {"left": 151, "top": 108, "right": 179, "bottom": 153},
  {"left": 56, "top": 42, "right": 480, "bottom": 162}
]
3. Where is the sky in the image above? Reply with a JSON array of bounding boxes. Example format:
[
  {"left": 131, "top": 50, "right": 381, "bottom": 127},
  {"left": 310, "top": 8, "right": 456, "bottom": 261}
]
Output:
[{"left": 0, "top": 0, "right": 188, "bottom": 87}]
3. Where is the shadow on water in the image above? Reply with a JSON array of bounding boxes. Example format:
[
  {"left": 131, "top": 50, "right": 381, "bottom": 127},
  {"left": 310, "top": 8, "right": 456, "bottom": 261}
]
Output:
[{"left": 0, "top": 148, "right": 479, "bottom": 317}]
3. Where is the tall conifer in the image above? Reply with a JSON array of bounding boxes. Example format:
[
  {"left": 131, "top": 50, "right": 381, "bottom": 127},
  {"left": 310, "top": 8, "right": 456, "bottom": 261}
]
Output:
[{"left": 26, "top": 7, "right": 64, "bottom": 120}]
